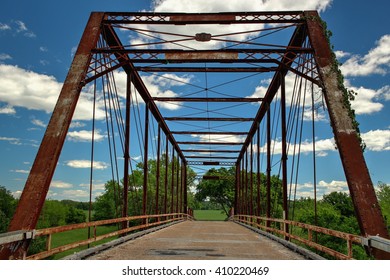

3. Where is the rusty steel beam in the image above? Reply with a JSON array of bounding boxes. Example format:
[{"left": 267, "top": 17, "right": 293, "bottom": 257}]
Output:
[
  {"left": 136, "top": 66, "right": 278, "bottom": 73},
  {"left": 153, "top": 97, "right": 263, "bottom": 103},
  {"left": 165, "top": 117, "right": 254, "bottom": 122},
  {"left": 0, "top": 12, "right": 105, "bottom": 260},
  {"left": 182, "top": 149, "right": 240, "bottom": 153},
  {"left": 177, "top": 141, "right": 244, "bottom": 145},
  {"left": 186, "top": 156, "right": 237, "bottom": 160},
  {"left": 305, "top": 11, "right": 390, "bottom": 259},
  {"left": 105, "top": 11, "right": 305, "bottom": 25},
  {"left": 172, "top": 131, "right": 247, "bottom": 135}
]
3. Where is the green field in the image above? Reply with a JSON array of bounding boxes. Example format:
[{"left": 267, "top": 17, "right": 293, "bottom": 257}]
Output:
[
  {"left": 193, "top": 210, "right": 228, "bottom": 221},
  {"left": 39, "top": 225, "right": 118, "bottom": 260}
]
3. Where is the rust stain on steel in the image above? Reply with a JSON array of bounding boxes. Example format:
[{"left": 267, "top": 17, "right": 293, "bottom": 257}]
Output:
[
  {"left": 0, "top": 12, "right": 106, "bottom": 260},
  {"left": 165, "top": 51, "right": 238, "bottom": 61},
  {"left": 170, "top": 14, "right": 236, "bottom": 23},
  {"left": 305, "top": 11, "right": 390, "bottom": 259}
]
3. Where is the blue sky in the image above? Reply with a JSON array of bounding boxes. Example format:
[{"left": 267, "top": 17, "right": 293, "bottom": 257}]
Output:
[{"left": 0, "top": 0, "right": 389, "bottom": 202}]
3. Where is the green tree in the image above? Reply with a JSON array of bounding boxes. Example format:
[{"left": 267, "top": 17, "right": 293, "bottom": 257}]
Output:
[
  {"left": 93, "top": 180, "right": 123, "bottom": 221},
  {"left": 0, "top": 186, "right": 17, "bottom": 233},
  {"left": 65, "top": 207, "right": 86, "bottom": 224},
  {"left": 36, "top": 200, "right": 68, "bottom": 228},
  {"left": 377, "top": 182, "right": 390, "bottom": 230},
  {"left": 92, "top": 155, "right": 196, "bottom": 221},
  {"left": 195, "top": 167, "right": 235, "bottom": 216}
]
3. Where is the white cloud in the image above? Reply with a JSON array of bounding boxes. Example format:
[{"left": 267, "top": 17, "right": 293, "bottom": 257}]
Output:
[
  {"left": 0, "top": 53, "right": 12, "bottom": 61},
  {"left": 295, "top": 180, "right": 349, "bottom": 198},
  {"left": 61, "top": 189, "right": 89, "bottom": 198},
  {"left": 340, "top": 34, "right": 390, "bottom": 77},
  {"left": 0, "top": 64, "right": 106, "bottom": 121},
  {"left": 67, "top": 130, "right": 105, "bottom": 142},
  {"left": 153, "top": 0, "right": 332, "bottom": 13},
  {"left": 50, "top": 180, "right": 73, "bottom": 189},
  {"left": 70, "top": 121, "right": 86, "bottom": 128},
  {"left": 0, "top": 105, "right": 16, "bottom": 114},
  {"left": 361, "top": 129, "right": 390, "bottom": 151},
  {"left": 14, "top": 20, "right": 36, "bottom": 38},
  {"left": 334, "top": 50, "right": 350, "bottom": 59},
  {"left": 11, "top": 169, "right": 30, "bottom": 174},
  {"left": 193, "top": 133, "right": 245, "bottom": 144},
  {"left": 0, "top": 23, "right": 11, "bottom": 30},
  {"left": 128, "top": 0, "right": 333, "bottom": 52},
  {"left": 39, "top": 46, "right": 48, "bottom": 52},
  {"left": 347, "top": 83, "right": 385, "bottom": 115},
  {"left": 31, "top": 118, "right": 46, "bottom": 128},
  {"left": 79, "top": 182, "right": 106, "bottom": 190},
  {"left": 0, "top": 136, "right": 21, "bottom": 145},
  {"left": 66, "top": 159, "right": 109, "bottom": 170},
  {"left": 263, "top": 137, "right": 335, "bottom": 157}
]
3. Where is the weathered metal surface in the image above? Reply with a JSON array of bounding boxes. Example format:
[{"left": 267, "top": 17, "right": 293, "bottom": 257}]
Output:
[
  {"left": 165, "top": 117, "right": 254, "bottom": 122},
  {"left": 305, "top": 11, "right": 390, "bottom": 259},
  {"left": 153, "top": 97, "right": 263, "bottom": 102},
  {"left": 106, "top": 11, "right": 304, "bottom": 25},
  {"left": 177, "top": 141, "right": 244, "bottom": 145},
  {"left": 0, "top": 12, "right": 105, "bottom": 260},
  {"left": 166, "top": 51, "right": 238, "bottom": 61}
]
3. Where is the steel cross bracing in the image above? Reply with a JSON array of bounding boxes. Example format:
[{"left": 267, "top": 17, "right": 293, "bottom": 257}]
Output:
[{"left": 1, "top": 11, "right": 389, "bottom": 260}]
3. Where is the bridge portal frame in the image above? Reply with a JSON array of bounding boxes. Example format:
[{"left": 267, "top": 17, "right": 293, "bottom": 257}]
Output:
[{"left": 0, "top": 10, "right": 388, "bottom": 260}]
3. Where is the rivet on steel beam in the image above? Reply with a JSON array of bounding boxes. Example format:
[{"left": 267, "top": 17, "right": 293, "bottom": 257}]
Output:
[{"left": 195, "top": 33, "right": 212, "bottom": 42}]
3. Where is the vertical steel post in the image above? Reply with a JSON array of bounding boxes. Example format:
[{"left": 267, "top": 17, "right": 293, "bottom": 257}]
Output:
[
  {"left": 234, "top": 163, "right": 239, "bottom": 215},
  {"left": 176, "top": 158, "right": 180, "bottom": 213},
  {"left": 266, "top": 104, "right": 271, "bottom": 228},
  {"left": 256, "top": 125, "right": 261, "bottom": 218},
  {"left": 280, "top": 72, "right": 289, "bottom": 238},
  {"left": 122, "top": 72, "right": 132, "bottom": 229},
  {"left": 250, "top": 138, "right": 254, "bottom": 216},
  {"left": 0, "top": 12, "right": 105, "bottom": 260},
  {"left": 155, "top": 124, "right": 161, "bottom": 219},
  {"left": 305, "top": 11, "right": 389, "bottom": 259},
  {"left": 171, "top": 147, "right": 175, "bottom": 213},
  {"left": 143, "top": 102, "right": 149, "bottom": 219},
  {"left": 183, "top": 163, "right": 188, "bottom": 214},
  {"left": 245, "top": 150, "right": 248, "bottom": 215},
  {"left": 164, "top": 134, "right": 169, "bottom": 216}
]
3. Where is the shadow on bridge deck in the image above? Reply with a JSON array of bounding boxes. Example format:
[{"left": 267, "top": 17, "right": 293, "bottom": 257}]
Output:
[{"left": 86, "top": 221, "right": 305, "bottom": 260}]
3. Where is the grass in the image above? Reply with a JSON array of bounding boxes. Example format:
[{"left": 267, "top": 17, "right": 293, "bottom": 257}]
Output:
[
  {"left": 47, "top": 225, "right": 118, "bottom": 259},
  {"left": 193, "top": 210, "right": 228, "bottom": 221}
]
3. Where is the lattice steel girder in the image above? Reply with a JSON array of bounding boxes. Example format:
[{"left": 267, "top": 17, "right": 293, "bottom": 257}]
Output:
[
  {"left": 0, "top": 12, "right": 106, "bottom": 260},
  {"left": 105, "top": 11, "right": 305, "bottom": 24},
  {"left": 153, "top": 97, "right": 263, "bottom": 103},
  {"left": 92, "top": 49, "right": 313, "bottom": 64},
  {"left": 304, "top": 11, "right": 390, "bottom": 259}
]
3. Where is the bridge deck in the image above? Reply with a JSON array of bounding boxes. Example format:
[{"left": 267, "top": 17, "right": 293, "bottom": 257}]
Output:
[{"left": 87, "top": 221, "right": 305, "bottom": 260}]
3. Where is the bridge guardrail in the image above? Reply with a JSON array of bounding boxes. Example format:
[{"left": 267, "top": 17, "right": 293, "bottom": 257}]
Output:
[
  {"left": 0, "top": 213, "right": 193, "bottom": 260},
  {"left": 231, "top": 214, "right": 390, "bottom": 260}
]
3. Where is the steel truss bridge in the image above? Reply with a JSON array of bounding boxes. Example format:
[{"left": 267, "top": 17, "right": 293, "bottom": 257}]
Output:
[{"left": 0, "top": 11, "right": 389, "bottom": 260}]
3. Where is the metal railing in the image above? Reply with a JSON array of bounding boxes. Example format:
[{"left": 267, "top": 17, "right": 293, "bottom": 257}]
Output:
[
  {"left": 231, "top": 214, "right": 390, "bottom": 259},
  {"left": 0, "top": 213, "right": 193, "bottom": 260}
]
